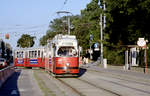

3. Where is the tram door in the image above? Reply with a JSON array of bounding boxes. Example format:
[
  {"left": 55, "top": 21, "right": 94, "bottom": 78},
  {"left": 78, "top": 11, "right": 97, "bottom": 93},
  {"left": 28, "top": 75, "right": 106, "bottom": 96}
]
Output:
[
  {"left": 52, "top": 44, "right": 56, "bottom": 73},
  {"left": 25, "top": 51, "right": 28, "bottom": 66}
]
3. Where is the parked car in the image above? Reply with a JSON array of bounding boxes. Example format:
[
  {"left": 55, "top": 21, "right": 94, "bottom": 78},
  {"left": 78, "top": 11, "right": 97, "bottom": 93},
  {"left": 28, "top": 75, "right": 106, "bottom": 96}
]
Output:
[{"left": 0, "top": 58, "right": 7, "bottom": 69}]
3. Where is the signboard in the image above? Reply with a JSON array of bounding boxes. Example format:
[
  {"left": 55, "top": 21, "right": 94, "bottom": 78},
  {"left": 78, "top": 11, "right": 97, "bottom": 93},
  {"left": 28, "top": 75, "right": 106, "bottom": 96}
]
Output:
[
  {"left": 5, "top": 34, "right": 9, "bottom": 39},
  {"left": 94, "top": 43, "right": 99, "bottom": 51},
  {"left": 137, "top": 38, "right": 146, "bottom": 47},
  {"left": 62, "top": 42, "right": 73, "bottom": 46}
]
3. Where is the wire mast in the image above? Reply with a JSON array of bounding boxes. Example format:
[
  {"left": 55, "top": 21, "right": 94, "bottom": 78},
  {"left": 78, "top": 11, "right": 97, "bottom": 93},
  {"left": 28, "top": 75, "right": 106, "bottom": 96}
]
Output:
[{"left": 100, "top": 0, "right": 106, "bottom": 66}]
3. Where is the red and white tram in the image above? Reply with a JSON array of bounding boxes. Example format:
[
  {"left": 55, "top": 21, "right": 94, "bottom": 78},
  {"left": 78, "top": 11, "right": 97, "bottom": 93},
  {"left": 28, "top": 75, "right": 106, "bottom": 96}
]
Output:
[
  {"left": 45, "top": 34, "right": 79, "bottom": 76},
  {"left": 14, "top": 49, "right": 26, "bottom": 67},
  {"left": 14, "top": 47, "right": 45, "bottom": 68},
  {"left": 14, "top": 34, "right": 79, "bottom": 76}
]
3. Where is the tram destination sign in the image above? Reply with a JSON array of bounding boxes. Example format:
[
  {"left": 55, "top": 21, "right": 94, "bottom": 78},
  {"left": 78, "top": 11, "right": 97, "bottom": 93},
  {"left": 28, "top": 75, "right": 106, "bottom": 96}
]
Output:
[{"left": 62, "top": 42, "right": 73, "bottom": 46}]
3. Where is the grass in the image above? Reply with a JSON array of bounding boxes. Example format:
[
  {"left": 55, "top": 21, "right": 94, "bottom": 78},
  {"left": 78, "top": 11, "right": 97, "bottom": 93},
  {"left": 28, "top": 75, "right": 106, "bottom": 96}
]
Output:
[{"left": 33, "top": 70, "right": 56, "bottom": 96}]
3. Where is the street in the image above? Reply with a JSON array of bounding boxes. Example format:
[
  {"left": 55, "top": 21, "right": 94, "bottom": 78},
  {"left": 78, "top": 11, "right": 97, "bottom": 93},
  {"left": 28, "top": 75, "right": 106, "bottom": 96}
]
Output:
[{"left": 0, "top": 66, "right": 150, "bottom": 96}]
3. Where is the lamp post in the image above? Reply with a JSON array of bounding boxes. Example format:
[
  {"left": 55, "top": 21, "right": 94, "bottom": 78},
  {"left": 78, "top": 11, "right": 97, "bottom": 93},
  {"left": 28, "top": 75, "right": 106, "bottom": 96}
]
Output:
[{"left": 100, "top": 14, "right": 103, "bottom": 65}]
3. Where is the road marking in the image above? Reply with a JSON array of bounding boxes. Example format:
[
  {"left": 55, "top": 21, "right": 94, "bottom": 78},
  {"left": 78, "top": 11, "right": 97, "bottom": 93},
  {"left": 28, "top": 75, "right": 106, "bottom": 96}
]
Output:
[{"left": 11, "top": 90, "right": 17, "bottom": 95}]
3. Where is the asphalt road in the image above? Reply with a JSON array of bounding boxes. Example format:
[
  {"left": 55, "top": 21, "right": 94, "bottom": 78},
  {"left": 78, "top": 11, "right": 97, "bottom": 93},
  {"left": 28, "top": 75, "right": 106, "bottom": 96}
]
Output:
[{"left": 0, "top": 69, "right": 43, "bottom": 96}]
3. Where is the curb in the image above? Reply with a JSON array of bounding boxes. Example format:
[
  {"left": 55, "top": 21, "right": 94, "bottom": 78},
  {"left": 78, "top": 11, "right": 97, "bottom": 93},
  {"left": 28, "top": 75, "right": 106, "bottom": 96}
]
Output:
[{"left": 0, "top": 66, "right": 15, "bottom": 88}]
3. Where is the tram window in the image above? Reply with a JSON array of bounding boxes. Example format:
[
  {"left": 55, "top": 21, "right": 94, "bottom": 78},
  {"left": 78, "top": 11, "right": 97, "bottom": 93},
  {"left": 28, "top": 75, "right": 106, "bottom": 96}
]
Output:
[
  {"left": 57, "top": 47, "right": 77, "bottom": 57},
  {"left": 17, "top": 52, "right": 19, "bottom": 58},
  {"left": 29, "top": 51, "right": 30, "bottom": 58},
  {"left": 38, "top": 50, "right": 40, "bottom": 57},
  {"left": 25, "top": 52, "right": 28, "bottom": 58},
  {"left": 35, "top": 51, "right": 37, "bottom": 58},
  {"left": 21, "top": 52, "right": 23, "bottom": 58},
  {"left": 29, "top": 51, "right": 32, "bottom": 58},
  {"left": 19, "top": 52, "right": 22, "bottom": 58},
  {"left": 41, "top": 51, "right": 43, "bottom": 58},
  {"left": 32, "top": 51, "right": 35, "bottom": 58}
]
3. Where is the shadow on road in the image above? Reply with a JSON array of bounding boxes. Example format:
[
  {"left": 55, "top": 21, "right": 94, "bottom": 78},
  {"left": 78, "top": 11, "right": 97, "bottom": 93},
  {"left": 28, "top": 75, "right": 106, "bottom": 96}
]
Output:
[
  {"left": 78, "top": 68, "right": 87, "bottom": 77},
  {"left": 0, "top": 69, "right": 21, "bottom": 96}
]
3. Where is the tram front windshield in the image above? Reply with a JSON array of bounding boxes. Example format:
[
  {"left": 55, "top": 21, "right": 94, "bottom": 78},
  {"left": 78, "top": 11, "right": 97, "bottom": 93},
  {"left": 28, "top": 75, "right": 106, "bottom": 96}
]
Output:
[{"left": 57, "top": 47, "right": 77, "bottom": 57}]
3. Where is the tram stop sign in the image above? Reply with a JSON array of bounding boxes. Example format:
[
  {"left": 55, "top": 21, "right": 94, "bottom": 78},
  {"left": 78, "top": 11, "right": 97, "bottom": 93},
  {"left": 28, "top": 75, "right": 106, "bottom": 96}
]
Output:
[
  {"left": 137, "top": 38, "right": 146, "bottom": 47},
  {"left": 94, "top": 43, "right": 99, "bottom": 51}
]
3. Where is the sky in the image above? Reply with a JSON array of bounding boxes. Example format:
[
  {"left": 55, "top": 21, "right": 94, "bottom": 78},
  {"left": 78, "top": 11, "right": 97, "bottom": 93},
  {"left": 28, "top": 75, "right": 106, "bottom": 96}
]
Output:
[{"left": 0, "top": 0, "right": 91, "bottom": 50}]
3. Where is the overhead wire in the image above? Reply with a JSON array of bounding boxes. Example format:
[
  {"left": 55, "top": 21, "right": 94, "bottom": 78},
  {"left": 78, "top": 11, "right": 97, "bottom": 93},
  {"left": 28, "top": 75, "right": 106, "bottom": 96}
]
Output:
[
  {"left": 0, "top": 24, "right": 48, "bottom": 37},
  {"left": 60, "top": 0, "right": 68, "bottom": 11},
  {"left": 1, "top": 0, "right": 70, "bottom": 40}
]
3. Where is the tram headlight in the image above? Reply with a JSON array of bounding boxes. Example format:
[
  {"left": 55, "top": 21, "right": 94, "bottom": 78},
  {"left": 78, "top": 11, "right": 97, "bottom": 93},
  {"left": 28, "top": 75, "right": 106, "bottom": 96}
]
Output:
[
  {"left": 64, "top": 66, "right": 67, "bottom": 70},
  {"left": 66, "top": 63, "right": 70, "bottom": 66}
]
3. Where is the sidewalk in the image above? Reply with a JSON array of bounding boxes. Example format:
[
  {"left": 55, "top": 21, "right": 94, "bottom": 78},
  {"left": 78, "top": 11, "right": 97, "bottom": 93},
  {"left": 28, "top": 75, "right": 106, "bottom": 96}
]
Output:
[
  {"left": 107, "top": 65, "right": 150, "bottom": 74},
  {"left": 81, "top": 61, "right": 150, "bottom": 74}
]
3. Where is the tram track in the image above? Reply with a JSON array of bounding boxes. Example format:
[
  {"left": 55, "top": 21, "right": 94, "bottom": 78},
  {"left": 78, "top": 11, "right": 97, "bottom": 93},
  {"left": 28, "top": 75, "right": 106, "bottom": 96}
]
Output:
[
  {"left": 77, "top": 78, "right": 121, "bottom": 96},
  {"left": 57, "top": 77, "right": 121, "bottom": 96},
  {"left": 42, "top": 68, "right": 121, "bottom": 96},
  {"left": 56, "top": 78, "right": 85, "bottom": 96},
  {"left": 37, "top": 68, "right": 150, "bottom": 96},
  {"left": 37, "top": 69, "right": 83, "bottom": 96},
  {"left": 84, "top": 66, "right": 150, "bottom": 82},
  {"left": 87, "top": 69, "right": 150, "bottom": 86},
  {"left": 81, "top": 68, "right": 150, "bottom": 96},
  {"left": 96, "top": 77, "right": 150, "bottom": 95}
]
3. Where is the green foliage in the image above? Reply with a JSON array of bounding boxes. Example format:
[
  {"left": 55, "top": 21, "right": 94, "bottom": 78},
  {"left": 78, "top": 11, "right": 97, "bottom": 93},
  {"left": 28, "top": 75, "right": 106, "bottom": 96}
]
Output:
[
  {"left": 40, "top": 0, "right": 150, "bottom": 65},
  {"left": 40, "top": 17, "right": 69, "bottom": 46},
  {"left": 105, "top": 47, "right": 125, "bottom": 65},
  {"left": 1, "top": 41, "right": 5, "bottom": 58},
  {"left": 17, "top": 34, "right": 35, "bottom": 48},
  {"left": 106, "top": 0, "right": 150, "bottom": 45}
]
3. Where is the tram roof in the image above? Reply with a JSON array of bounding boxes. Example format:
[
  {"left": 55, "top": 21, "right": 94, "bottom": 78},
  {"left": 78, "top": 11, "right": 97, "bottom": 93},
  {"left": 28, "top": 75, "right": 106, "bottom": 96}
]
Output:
[
  {"left": 14, "top": 46, "right": 45, "bottom": 51},
  {"left": 54, "top": 34, "right": 76, "bottom": 40}
]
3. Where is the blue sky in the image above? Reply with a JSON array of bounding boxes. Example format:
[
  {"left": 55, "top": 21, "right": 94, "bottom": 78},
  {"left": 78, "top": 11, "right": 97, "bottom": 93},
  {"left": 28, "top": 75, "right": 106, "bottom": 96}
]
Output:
[{"left": 0, "top": 0, "right": 91, "bottom": 49}]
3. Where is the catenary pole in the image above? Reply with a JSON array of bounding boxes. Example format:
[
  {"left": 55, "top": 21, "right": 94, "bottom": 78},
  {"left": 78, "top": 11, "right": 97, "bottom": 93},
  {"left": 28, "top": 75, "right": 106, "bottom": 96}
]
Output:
[
  {"left": 100, "top": 13, "right": 103, "bottom": 65},
  {"left": 100, "top": 0, "right": 106, "bottom": 66}
]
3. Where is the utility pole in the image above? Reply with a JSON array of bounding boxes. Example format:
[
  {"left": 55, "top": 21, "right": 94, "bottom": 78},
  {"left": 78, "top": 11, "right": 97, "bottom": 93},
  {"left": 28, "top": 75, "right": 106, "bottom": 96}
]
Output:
[
  {"left": 90, "top": 34, "right": 93, "bottom": 60},
  {"left": 100, "top": 0, "right": 106, "bottom": 67},
  {"left": 100, "top": 14, "right": 103, "bottom": 65},
  {"left": 103, "top": 0, "right": 106, "bottom": 29},
  {"left": 68, "top": 17, "right": 70, "bottom": 34}
]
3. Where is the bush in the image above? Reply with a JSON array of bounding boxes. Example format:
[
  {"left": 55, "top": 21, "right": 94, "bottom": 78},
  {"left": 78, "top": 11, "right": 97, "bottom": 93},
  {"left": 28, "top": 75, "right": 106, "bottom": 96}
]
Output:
[{"left": 105, "top": 48, "right": 125, "bottom": 66}]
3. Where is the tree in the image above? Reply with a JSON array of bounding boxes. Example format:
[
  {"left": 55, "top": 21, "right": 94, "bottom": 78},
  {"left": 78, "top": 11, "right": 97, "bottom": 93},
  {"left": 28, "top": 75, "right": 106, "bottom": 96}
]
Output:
[
  {"left": 39, "top": 0, "right": 150, "bottom": 65},
  {"left": 40, "top": 16, "right": 74, "bottom": 46},
  {"left": 17, "top": 34, "right": 35, "bottom": 48},
  {"left": 1, "top": 41, "right": 5, "bottom": 58},
  {"left": 106, "top": 0, "right": 150, "bottom": 45}
]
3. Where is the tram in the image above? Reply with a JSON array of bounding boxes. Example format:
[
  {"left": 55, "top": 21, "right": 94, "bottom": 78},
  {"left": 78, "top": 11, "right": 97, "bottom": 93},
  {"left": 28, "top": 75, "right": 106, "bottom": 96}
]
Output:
[
  {"left": 45, "top": 34, "right": 79, "bottom": 76},
  {"left": 14, "top": 47, "right": 45, "bottom": 68},
  {"left": 14, "top": 34, "right": 80, "bottom": 76}
]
